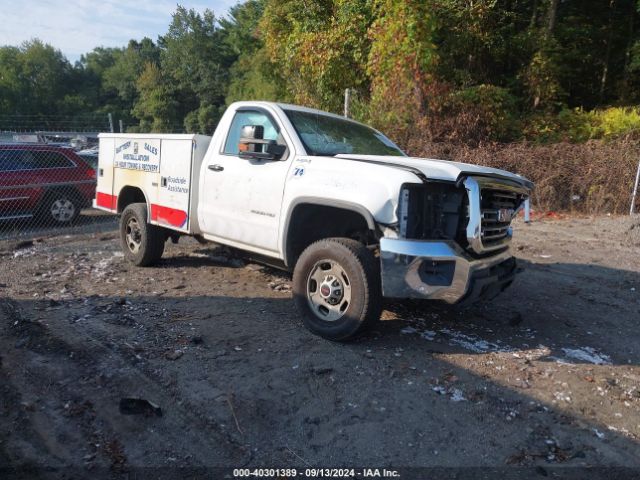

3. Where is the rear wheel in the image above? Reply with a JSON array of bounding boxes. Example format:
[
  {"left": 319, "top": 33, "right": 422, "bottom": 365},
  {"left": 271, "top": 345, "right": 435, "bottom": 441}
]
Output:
[
  {"left": 40, "top": 191, "right": 80, "bottom": 225},
  {"left": 120, "top": 203, "right": 165, "bottom": 266},
  {"left": 292, "top": 238, "right": 382, "bottom": 341}
]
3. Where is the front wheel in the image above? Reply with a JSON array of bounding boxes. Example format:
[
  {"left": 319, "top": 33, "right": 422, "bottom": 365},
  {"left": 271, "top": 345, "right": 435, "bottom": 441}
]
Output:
[
  {"left": 292, "top": 238, "right": 382, "bottom": 342},
  {"left": 120, "top": 203, "right": 165, "bottom": 266}
]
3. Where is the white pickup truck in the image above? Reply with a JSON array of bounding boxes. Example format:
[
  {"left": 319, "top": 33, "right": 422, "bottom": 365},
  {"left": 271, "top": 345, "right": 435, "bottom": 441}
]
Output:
[{"left": 95, "top": 101, "right": 532, "bottom": 341}]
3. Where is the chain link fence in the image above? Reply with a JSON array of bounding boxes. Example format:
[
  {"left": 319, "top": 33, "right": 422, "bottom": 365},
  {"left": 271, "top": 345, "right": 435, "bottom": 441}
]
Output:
[{"left": 1, "top": 118, "right": 119, "bottom": 243}]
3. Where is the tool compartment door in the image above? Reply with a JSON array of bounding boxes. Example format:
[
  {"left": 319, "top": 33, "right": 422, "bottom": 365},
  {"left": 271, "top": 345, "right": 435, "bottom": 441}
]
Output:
[
  {"left": 112, "top": 137, "right": 161, "bottom": 220},
  {"left": 95, "top": 137, "right": 116, "bottom": 211},
  {"left": 154, "top": 138, "right": 193, "bottom": 232}
]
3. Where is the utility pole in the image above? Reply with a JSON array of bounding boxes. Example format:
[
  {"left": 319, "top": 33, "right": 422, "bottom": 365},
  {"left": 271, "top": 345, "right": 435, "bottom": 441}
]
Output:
[
  {"left": 108, "top": 113, "right": 114, "bottom": 133},
  {"left": 119, "top": 119, "right": 124, "bottom": 133},
  {"left": 344, "top": 88, "right": 351, "bottom": 118}
]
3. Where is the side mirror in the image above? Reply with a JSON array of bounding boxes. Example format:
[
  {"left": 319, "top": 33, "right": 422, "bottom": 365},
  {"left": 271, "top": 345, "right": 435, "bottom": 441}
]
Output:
[
  {"left": 238, "top": 125, "right": 285, "bottom": 161},
  {"left": 265, "top": 141, "right": 286, "bottom": 158}
]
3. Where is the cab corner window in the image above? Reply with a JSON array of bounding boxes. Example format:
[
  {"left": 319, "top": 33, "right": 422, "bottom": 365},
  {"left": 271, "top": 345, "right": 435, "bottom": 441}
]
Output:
[{"left": 223, "top": 111, "right": 281, "bottom": 155}]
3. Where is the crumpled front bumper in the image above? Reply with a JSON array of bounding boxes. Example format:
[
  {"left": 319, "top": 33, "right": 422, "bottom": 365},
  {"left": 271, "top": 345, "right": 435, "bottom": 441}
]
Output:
[{"left": 379, "top": 237, "right": 517, "bottom": 304}]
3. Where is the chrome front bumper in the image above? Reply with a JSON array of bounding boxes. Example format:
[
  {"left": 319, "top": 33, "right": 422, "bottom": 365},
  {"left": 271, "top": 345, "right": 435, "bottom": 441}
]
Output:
[{"left": 379, "top": 237, "right": 517, "bottom": 304}]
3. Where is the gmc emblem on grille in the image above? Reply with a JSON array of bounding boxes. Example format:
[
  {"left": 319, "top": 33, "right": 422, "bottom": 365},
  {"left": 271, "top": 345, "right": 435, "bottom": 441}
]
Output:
[{"left": 497, "top": 208, "right": 515, "bottom": 223}]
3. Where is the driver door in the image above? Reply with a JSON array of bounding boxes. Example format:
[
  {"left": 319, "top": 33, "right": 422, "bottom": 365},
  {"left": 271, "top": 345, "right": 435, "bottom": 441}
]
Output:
[{"left": 199, "top": 109, "right": 291, "bottom": 255}]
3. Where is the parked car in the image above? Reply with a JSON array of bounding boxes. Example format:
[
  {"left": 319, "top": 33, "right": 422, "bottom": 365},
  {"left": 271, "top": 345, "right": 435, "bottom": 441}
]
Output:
[
  {"left": 77, "top": 150, "right": 99, "bottom": 171},
  {"left": 0, "top": 144, "right": 96, "bottom": 225}
]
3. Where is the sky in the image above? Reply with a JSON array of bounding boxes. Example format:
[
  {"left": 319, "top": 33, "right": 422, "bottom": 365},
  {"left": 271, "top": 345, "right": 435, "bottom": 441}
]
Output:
[{"left": 0, "top": 0, "right": 239, "bottom": 64}]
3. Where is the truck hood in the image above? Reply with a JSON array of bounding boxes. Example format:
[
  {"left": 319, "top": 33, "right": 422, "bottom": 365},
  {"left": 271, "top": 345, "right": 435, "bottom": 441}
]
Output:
[{"left": 336, "top": 154, "right": 533, "bottom": 190}]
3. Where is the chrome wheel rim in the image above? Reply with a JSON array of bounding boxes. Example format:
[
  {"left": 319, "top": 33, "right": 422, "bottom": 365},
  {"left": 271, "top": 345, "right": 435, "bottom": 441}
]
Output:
[
  {"left": 50, "top": 198, "right": 75, "bottom": 222},
  {"left": 125, "top": 217, "right": 142, "bottom": 254},
  {"left": 306, "top": 259, "right": 352, "bottom": 322}
]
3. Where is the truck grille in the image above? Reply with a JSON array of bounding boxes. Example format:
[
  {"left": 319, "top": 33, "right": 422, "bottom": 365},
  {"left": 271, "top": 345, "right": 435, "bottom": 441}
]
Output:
[
  {"left": 463, "top": 177, "right": 529, "bottom": 255},
  {"left": 480, "top": 189, "right": 521, "bottom": 249},
  {"left": 397, "top": 176, "right": 531, "bottom": 256}
]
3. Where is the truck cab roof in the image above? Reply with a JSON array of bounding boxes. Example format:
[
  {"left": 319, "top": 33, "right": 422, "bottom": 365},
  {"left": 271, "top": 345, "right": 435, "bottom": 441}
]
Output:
[{"left": 228, "top": 101, "right": 373, "bottom": 126}]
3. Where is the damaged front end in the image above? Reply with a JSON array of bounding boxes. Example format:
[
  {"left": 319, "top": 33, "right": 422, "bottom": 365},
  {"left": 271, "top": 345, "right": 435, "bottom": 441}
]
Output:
[{"left": 379, "top": 176, "right": 530, "bottom": 303}]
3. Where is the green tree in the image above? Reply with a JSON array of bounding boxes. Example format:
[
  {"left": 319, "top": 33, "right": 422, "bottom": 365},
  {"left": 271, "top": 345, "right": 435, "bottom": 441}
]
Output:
[
  {"left": 158, "top": 5, "right": 235, "bottom": 133},
  {"left": 4, "top": 0, "right": 640, "bottom": 144},
  {"left": 0, "top": 39, "right": 86, "bottom": 129},
  {"left": 261, "top": 0, "right": 373, "bottom": 113},
  {"left": 102, "top": 39, "right": 160, "bottom": 119},
  {"left": 14, "top": 40, "right": 73, "bottom": 116},
  {"left": 77, "top": 46, "right": 122, "bottom": 116},
  {"left": 131, "top": 62, "right": 180, "bottom": 132},
  {"left": 0, "top": 46, "right": 22, "bottom": 114},
  {"left": 367, "top": 0, "right": 437, "bottom": 138},
  {"left": 221, "top": 0, "right": 284, "bottom": 103}
]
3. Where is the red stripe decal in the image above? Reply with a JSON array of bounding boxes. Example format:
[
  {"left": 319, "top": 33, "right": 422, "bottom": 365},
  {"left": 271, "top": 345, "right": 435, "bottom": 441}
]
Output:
[
  {"left": 150, "top": 204, "right": 188, "bottom": 228},
  {"left": 96, "top": 192, "right": 117, "bottom": 210}
]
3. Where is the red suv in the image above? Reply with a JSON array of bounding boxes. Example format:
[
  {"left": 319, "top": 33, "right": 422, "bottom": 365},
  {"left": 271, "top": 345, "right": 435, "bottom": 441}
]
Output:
[{"left": 0, "top": 144, "right": 96, "bottom": 225}]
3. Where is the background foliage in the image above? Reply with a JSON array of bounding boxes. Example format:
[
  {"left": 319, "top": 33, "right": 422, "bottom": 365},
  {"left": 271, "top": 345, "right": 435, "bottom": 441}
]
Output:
[{"left": 2, "top": 0, "right": 640, "bottom": 211}]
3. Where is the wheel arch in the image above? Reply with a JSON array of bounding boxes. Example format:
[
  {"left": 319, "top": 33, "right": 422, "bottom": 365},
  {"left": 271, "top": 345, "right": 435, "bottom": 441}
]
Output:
[
  {"left": 282, "top": 197, "right": 377, "bottom": 268},
  {"left": 42, "top": 185, "right": 83, "bottom": 202},
  {"left": 117, "top": 186, "right": 149, "bottom": 219}
]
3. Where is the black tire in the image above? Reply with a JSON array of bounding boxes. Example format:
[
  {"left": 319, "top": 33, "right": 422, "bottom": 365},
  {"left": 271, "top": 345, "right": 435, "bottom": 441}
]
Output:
[
  {"left": 292, "top": 238, "right": 382, "bottom": 342},
  {"left": 120, "top": 203, "right": 165, "bottom": 266},
  {"left": 39, "top": 190, "right": 81, "bottom": 225}
]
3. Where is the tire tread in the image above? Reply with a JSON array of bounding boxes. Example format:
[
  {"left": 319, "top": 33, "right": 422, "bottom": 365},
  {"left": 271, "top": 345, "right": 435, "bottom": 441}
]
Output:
[{"left": 120, "top": 203, "right": 165, "bottom": 267}]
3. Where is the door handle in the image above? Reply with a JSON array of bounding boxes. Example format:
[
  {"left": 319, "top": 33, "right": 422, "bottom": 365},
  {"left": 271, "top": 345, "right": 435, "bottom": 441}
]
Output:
[{"left": 208, "top": 164, "right": 224, "bottom": 172}]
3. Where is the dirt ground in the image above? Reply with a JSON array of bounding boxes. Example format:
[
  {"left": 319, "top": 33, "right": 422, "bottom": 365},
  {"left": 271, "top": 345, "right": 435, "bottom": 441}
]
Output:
[{"left": 1, "top": 215, "right": 640, "bottom": 478}]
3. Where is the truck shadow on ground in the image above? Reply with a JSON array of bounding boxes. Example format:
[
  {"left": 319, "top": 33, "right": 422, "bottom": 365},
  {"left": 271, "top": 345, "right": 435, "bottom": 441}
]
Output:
[
  {"left": 161, "top": 246, "right": 249, "bottom": 269},
  {"left": 377, "top": 258, "right": 640, "bottom": 367},
  {"left": 163, "top": 248, "right": 639, "bottom": 367}
]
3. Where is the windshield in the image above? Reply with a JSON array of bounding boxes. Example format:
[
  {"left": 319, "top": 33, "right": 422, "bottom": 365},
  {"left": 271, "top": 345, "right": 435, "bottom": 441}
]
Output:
[{"left": 284, "top": 109, "right": 405, "bottom": 157}]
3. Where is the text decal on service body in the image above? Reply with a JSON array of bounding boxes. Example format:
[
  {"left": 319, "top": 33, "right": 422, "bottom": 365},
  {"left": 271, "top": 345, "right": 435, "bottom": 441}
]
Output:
[{"left": 114, "top": 139, "right": 161, "bottom": 173}]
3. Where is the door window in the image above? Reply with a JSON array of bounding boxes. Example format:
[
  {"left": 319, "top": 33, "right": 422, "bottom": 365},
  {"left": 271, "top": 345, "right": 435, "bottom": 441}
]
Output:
[
  {"left": 223, "top": 111, "right": 280, "bottom": 155},
  {"left": 31, "top": 151, "right": 75, "bottom": 169},
  {"left": 0, "top": 150, "right": 36, "bottom": 171},
  {"left": 0, "top": 150, "right": 74, "bottom": 171}
]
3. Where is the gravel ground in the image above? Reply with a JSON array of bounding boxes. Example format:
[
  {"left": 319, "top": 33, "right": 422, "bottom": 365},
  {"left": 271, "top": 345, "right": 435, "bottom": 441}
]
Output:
[{"left": 1, "top": 215, "right": 639, "bottom": 479}]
